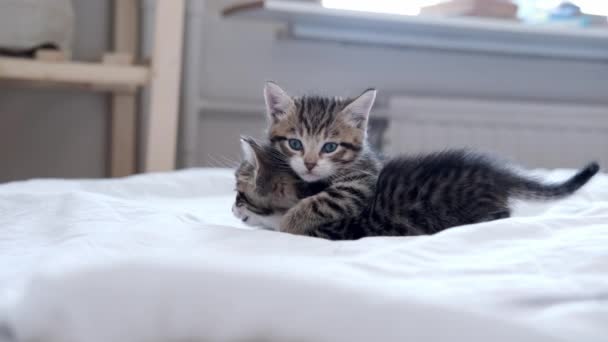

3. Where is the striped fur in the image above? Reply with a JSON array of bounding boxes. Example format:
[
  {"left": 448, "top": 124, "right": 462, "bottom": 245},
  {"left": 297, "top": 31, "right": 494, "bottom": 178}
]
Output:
[
  {"left": 261, "top": 83, "right": 382, "bottom": 234},
  {"left": 232, "top": 83, "right": 601, "bottom": 239},
  {"left": 311, "top": 151, "right": 600, "bottom": 240},
  {"left": 232, "top": 137, "right": 327, "bottom": 227},
  {"left": 234, "top": 145, "right": 600, "bottom": 240}
]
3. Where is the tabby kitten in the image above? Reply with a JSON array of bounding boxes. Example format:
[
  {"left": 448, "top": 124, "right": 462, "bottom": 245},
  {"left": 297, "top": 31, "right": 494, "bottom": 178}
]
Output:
[
  {"left": 259, "top": 82, "right": 382, "bottom": 234},
  {"left": 232, "top": 137, "right": 327, "bottom": 228},
  {"left": 233, "top": 142, "right": 600, "bottom": 240}
]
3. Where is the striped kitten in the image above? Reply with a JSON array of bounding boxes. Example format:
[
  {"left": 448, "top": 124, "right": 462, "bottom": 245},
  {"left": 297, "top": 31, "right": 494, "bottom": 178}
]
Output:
[
  {"left": 233, "top": 142, "right": 600, "bottom": 240},
  {"left": 232, "top": 137, "right": 328, "bottom": 229},
  {"left": 253, "top": 82, "right": 383, "bottom": 234}
]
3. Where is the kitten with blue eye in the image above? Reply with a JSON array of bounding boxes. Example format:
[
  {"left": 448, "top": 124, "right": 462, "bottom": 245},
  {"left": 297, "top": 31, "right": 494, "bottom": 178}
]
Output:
[
  {"left": 232, "top": 137, "right": 328, "bottom": 228},
  {"left": 233, "top": 137, "right": 600, "bottom": 240},
  {"left": 242, "top": 82, "right": 383, "bottom": 234},
  {"left": 233, "top": 83, "right": 600, "bottom": 238}
]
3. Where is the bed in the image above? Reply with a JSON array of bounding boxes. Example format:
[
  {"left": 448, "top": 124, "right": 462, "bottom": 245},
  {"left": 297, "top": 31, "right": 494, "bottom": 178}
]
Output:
[{"left": 0, "top": 167, "right": 607, "bottom": 342}]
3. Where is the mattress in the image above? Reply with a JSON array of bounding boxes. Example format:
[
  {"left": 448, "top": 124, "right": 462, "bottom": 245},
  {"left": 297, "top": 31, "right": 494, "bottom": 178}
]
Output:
[{"left": 0, "top": 168, "right": 607, "bottom": 342}]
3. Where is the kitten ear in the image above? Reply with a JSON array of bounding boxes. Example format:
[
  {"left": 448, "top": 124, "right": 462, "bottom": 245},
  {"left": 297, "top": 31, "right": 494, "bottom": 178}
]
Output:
[
  {"left": 264, "top": 81, "right": 293, "bottom": 122},
  {"left": 342, "top": 88, "right": 377, "bottom": 129},
  {"left": 240, "top": 137, "right": 259, "bottom": 168}
]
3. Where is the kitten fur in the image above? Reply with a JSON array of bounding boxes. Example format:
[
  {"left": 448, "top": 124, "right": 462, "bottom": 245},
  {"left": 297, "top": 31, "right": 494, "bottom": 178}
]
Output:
[
  {"left": 234, "top": 143, "right": 600, "bottom": 240},
  {"left": 233, "top": 137, "right": 327, "bottom": 228},
  {"left": 259, "top": 83, "right": 382, "bottom": 234}
]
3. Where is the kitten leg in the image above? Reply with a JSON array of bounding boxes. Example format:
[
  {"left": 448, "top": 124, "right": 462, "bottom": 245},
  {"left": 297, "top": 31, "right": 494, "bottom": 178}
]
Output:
[
  {"left": 280, "top": 197, "right": 319, "bottom": 235},
  {"left": 281, "top": 184, "right": 366, "bottom": 235}
]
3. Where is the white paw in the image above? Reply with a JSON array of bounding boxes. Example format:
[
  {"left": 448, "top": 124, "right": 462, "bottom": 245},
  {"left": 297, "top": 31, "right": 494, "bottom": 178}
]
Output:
[{"left": 232, "top": 204, "right": 282, "bottom": 231}]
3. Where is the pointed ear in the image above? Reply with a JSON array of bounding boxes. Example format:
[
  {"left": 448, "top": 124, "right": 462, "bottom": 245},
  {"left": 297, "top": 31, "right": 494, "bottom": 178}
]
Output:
[
  {"left": 264, "top": 81, "right": 293, "bottom": 122},
  {"left": 240, "top": 137, "right": 259, "bottom": 168},
  {"left": 342, "top": 88, "right": 377, "bottom": 129}
]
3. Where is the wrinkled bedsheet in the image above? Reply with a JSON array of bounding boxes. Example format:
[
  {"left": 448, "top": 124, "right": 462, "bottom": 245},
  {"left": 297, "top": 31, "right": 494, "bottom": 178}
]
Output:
[{"left": 0, "top": 168, "right": 606, "bottom": 342}]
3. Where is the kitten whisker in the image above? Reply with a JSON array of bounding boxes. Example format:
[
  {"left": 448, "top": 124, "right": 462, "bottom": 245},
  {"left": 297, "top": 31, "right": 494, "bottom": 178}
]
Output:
[
  {"left": 206, "top": 154, "right": 224, "bottom": 168},
  {"left": 207, "top": 154, "right": 234, "bottom": 169},
  {"left": 218, "top": 155, "right": 240, "bottom": 168}
]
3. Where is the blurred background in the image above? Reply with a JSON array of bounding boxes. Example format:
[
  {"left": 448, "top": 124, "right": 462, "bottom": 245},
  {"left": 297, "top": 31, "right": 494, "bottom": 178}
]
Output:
[{"left": 0, "top": 0, "right": 606, "bottom": 182}]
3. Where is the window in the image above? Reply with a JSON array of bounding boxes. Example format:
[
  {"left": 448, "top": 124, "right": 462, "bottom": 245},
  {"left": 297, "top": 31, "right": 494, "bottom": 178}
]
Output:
[
  {"left": 321, "top": 0, "right": 444, "bottom": 16},
  {"left": 521, "top": 1, "right": 608, "bottom": 16},
  {"left": 322, "top": 0, "right": 608, "bottom": 17}
]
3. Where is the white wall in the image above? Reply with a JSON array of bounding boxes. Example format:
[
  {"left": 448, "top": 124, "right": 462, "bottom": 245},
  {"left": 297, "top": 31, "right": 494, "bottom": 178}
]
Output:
[
  {"left": 189, "top": 0, "right": 608, "bottom": 167},
  {"left": 2, "top": 0, "right": 606, "bottom": 182},
  {"left": 0, "top": 0, "right": 111, "bottom": 182}
]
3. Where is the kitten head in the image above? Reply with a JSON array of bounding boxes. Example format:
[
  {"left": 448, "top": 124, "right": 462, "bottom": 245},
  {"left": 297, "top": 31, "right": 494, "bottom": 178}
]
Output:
[
  {"left": 232, "top": 137, "right": 302, "bottom": 224},
  {"left": 263, "top": 82, "right": 376, "bottom": 182}
]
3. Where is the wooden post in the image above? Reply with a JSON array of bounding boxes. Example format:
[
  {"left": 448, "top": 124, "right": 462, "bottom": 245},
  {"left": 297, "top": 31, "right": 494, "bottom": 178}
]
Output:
[
  {"left": 110, "top": 0, "right": 138, "bottom": 177},
  {"left": 143, "top": 0, "right": 185, "bottom": 172}
]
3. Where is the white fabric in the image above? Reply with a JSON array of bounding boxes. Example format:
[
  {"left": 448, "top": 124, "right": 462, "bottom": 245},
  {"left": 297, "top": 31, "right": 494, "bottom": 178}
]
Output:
[{"left": 0, "top": 168, "right": 607, "bottom": 342}]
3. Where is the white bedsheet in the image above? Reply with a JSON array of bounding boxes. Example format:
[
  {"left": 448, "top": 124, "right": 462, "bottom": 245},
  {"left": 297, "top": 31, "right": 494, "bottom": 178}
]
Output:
[{"left": 0, "top": 168, "right": 607, "bottom": 342}]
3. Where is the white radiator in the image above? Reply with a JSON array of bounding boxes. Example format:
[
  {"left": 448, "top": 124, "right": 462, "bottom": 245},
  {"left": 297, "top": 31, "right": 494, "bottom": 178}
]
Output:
[{"left": 386, "top": 96, "right": 608, "bottom": 169}]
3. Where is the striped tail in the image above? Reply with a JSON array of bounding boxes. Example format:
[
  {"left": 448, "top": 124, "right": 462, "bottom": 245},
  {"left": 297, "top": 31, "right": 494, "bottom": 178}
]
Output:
[{"left": 511, "top": 162, "right": 600, "bottom": 200}]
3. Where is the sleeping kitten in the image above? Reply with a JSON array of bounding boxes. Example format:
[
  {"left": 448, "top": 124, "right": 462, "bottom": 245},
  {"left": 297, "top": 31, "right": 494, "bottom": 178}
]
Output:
[
  {"left": 260, "top": 82, "right": 382, "bottom": 234},
  {"left": 233, "top": 141, "right": 600, "bottom": 240},
  {"left": 232, "top": 137, "right": 327, "bottom": 229}
]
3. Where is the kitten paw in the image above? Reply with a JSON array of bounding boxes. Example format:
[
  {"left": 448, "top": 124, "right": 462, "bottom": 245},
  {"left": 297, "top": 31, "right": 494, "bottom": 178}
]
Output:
[{"left": 232, "top": 204, "right": 282, "bottom": 231}]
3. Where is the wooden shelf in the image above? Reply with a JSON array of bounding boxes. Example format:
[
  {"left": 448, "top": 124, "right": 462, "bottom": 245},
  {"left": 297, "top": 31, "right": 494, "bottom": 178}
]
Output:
[
  {"left": 223, "top": 0, "right": 608, "bottom": 61},
  {"left": 0, "top": 0, "right": 185, "bottom": 177},
  {"left": 0, "top": 57, "right": 150, "bottom": 91}
]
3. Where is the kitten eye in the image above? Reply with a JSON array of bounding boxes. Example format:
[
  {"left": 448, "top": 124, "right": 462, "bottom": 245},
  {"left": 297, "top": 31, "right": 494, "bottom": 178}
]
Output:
[
  {"left": 321, "top": 142, "right": 338, "bottom": 153},
  {"left": 288, "top": 139, "right": 304, "bottom": 151}
]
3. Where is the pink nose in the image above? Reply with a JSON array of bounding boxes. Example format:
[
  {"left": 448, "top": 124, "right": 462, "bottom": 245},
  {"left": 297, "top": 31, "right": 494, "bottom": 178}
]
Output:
[{"left": 305, "top": 162, "right": 316, "bottom": 171}]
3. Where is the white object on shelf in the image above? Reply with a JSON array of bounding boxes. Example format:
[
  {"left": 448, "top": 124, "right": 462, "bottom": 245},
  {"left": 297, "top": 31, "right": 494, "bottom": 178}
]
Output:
[{"left": 0, "top": 0, "right": 74, "bottom": 51}]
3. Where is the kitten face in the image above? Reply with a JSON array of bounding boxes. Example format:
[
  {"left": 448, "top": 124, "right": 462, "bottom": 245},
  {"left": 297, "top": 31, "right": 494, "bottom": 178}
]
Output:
[
  {"left": 264, "top": 82, "right": 377, "bottom": 182},
  {"left": 232, "top": 138, "right": 301, "bottom": 228}
]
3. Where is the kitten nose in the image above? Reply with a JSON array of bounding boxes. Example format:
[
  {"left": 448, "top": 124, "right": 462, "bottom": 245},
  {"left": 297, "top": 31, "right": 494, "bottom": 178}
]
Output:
[{"left": 304, "top": 162, "right": 316, "bottom": 171}]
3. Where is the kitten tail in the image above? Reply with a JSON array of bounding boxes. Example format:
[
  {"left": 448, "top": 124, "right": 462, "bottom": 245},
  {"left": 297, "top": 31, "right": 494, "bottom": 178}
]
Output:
[{"left": 511, "top": 162, "right": 600, "bottom": 200}]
